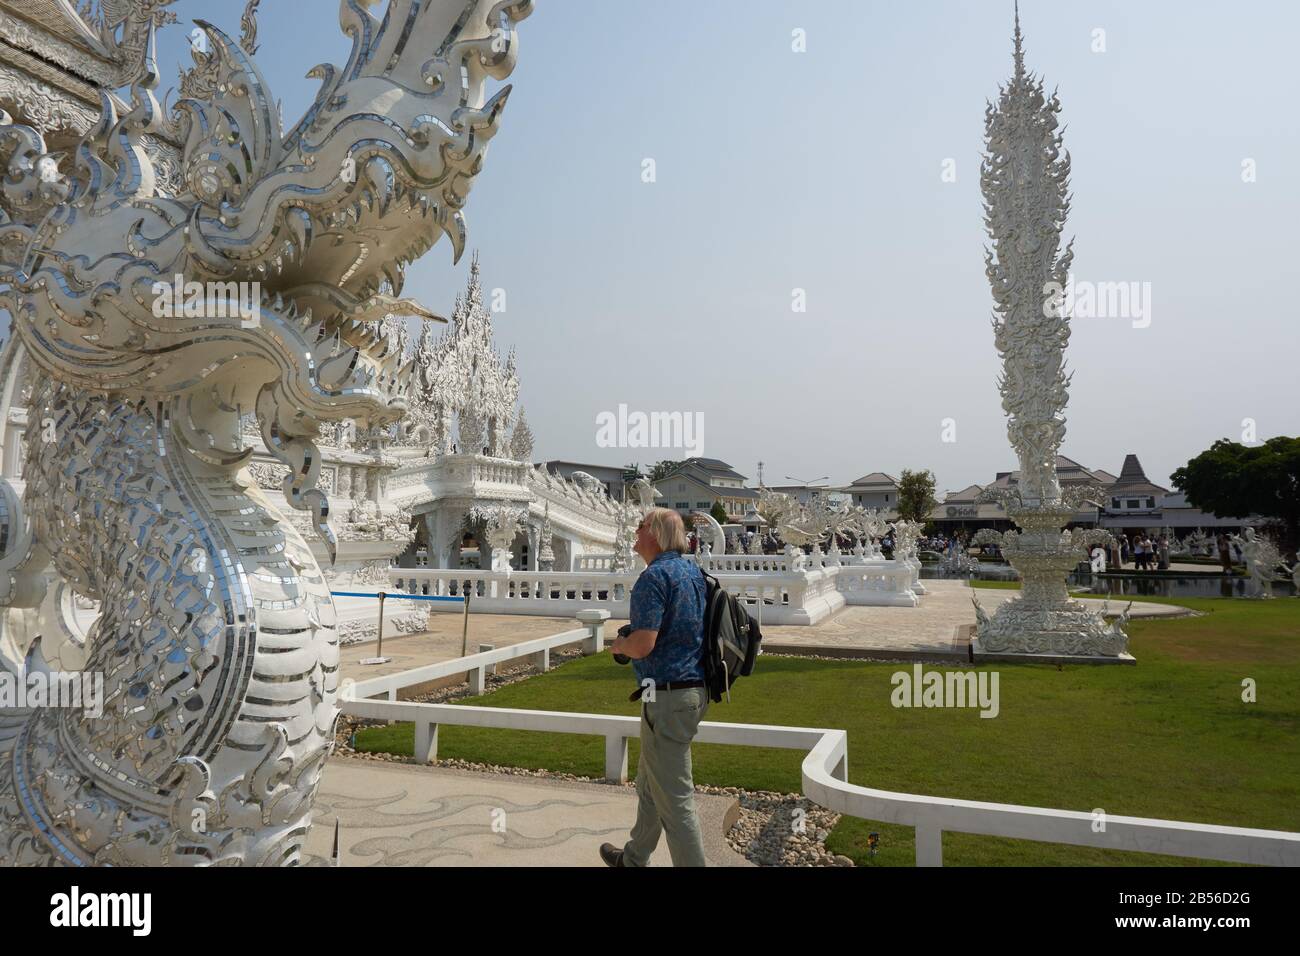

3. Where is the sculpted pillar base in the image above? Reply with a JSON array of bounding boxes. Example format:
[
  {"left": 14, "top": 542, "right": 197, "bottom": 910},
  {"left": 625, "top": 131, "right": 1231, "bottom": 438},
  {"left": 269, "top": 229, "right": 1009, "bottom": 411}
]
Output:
[{"left": 972, "top": 506, "right": 1131, "bottom": 663}]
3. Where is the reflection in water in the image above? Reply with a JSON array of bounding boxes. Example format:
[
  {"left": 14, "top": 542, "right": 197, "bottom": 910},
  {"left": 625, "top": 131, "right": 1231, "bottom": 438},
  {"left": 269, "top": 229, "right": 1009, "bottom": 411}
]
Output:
[
  {"left": 1065, "top": 573, "right": 1296, "bottom": 599},
  {"left": 921, "top": 566, "right": 1297, "bottom": 599}
]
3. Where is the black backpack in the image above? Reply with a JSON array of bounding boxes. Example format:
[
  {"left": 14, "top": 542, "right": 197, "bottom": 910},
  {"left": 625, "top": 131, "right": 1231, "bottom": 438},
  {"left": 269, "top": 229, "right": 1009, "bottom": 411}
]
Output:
[{"left": 699, "top": 569, "right": 762, "bottom": 703}]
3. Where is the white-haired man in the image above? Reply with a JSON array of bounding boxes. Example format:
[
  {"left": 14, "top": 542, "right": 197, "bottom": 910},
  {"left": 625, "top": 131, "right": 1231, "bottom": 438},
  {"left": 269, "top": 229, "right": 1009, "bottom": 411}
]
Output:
[{"left": 600, "top": 507, "right": 709, "bottom": 867}]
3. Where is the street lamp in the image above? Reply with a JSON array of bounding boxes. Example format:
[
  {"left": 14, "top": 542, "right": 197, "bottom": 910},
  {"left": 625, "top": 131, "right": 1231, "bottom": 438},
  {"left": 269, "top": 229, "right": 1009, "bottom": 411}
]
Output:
[{"left": 785, "top": 475, "right": 829, "bottom": 486}]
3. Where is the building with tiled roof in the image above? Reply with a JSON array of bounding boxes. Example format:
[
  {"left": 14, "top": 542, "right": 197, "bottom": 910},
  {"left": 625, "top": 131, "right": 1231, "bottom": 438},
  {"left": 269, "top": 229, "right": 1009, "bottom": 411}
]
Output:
[
  {"left": 653, "top": 458, "right": 757, "bottom": 521},
  {"left": 842, "top": 472, "right": 899, "bottom": 516},
  {"left": 927, "top": 452, "right": 1254, "bottom": 537}
]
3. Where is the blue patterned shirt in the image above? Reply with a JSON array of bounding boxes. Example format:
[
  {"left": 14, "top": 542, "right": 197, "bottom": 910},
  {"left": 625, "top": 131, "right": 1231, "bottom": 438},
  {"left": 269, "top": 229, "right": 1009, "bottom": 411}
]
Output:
[{"left": 630, "top": 550, "right": 707, "bottom": 684}]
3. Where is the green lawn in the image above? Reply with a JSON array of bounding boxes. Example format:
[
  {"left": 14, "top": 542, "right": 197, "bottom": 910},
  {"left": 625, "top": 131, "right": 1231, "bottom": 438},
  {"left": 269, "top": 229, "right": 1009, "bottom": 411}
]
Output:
[{"left": 354, "top": 596, "right": 1300, "bottom": 866}]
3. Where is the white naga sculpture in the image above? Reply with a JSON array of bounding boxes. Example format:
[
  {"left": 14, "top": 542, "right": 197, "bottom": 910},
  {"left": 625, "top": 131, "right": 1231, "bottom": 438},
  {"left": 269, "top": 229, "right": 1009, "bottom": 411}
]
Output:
[
  {"left": 0, "top": 0, "right": 532, "bottom": 865},
  {"left": 972, "top": 9, "right": 1127, "bottom": 658},
  {"left": 1231, "top": 527, "right": 1283, "bottom": 599},
  {"left": 629, "top": 477, "right": 662, "bottom": 514}
]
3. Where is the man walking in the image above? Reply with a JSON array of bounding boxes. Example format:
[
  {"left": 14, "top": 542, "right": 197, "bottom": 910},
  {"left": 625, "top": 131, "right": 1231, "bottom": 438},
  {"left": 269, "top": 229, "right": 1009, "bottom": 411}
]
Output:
[{"left": 601, "top": 507, "right": 710, "bottom": 868}]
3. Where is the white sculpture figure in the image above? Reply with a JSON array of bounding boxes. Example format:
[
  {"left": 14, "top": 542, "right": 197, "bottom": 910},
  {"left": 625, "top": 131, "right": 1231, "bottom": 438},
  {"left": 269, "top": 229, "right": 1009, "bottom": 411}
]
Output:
[
  {"left": 758, "top": 487, "right": 798, "bottom": 530},
  {"left": 890, "top": 519, "right": 927, "bottom": 594},
  {"left": 1231, "top": 527, "right": 1282, "bottom": 599},
  {"left": 538, "top": 504, "right": 556, "bottom": 573},
  {"left": 851, "top": 507, "right": 887, "bottom": 559},
  {"left": 472, "top": 505, "right": 526, "bottom": 572},
  {"left": 777, "top": 523, "right": 817, "bottom": 571},
  {"left": 971, "top": 8, "right": 1126, "bottom": 658},
  {"left": 746, "top": 532, "right": 764, "bottom": 556},
  {"left": 569, "top": 471, "right": 606, "bottom": 496},
  {"left": 629, "top": 477, "right": 662, "bottom": 514},
  {"left": 1090, "top": 547, "right": 1107, "bottom": 573},
  {"left": 0, "top": 0, "right": 532, "bottom": 864},
  {"left": 611, "top": 505, "right": 635, "bottom": 572},
  {"left": 694, "top": 510, "right": 727, "bottom": 556}
]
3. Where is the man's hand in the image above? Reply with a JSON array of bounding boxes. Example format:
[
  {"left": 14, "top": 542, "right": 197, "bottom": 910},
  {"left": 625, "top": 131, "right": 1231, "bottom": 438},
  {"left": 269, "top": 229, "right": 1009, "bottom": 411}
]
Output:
[{"left": 611, "top": 628, "right": 658, "bottom": 660}]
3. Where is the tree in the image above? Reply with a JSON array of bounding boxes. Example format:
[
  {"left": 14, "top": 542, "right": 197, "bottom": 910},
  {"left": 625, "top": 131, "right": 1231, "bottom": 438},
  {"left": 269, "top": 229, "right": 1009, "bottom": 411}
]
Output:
[
  {"left": 896, "top": 469, "right": 937, "bottom": 524},
  {"left": 710, "top": 501, "right": 729, "bottom": 525},
  {"left": 1171, "top": 437, "right": 1300, "bottom": 560},
  {"left": 649, "top": 460, "right": 680, "bottom": 482}
]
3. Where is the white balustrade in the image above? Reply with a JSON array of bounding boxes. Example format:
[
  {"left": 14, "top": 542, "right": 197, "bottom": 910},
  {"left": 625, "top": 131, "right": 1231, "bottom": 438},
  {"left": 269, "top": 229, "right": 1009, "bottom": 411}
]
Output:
[
  {"left": 835, "top": 560, "right": 920, "bottom": 607},
  {"left": 389, "top": 564, "right": 857, "bottom": 625},
  {"left": 349, "top": 611, "right": 608, "bottom": 705},
  {"left": 697, "top": 554, "right": 792, "bottom": 573}
]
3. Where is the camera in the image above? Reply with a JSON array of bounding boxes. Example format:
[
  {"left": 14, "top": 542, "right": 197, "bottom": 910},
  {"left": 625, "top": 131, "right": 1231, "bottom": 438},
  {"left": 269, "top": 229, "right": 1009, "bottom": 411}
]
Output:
[{"left": 613, "top": 623, "right": 633, "bottom": 664}]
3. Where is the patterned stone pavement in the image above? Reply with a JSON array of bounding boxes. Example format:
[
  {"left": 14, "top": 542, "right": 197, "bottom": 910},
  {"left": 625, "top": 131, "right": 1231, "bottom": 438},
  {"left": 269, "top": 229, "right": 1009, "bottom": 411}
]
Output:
[{"left": 303, "top": 758, "right": 749, "bottom": 867}]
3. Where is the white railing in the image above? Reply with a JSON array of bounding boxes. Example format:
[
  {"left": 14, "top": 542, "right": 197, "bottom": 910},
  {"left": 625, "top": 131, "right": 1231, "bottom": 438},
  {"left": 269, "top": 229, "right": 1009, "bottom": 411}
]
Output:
[
  {"left": 471, "top": 457, "right": 532, "bottom": 487},
  {"left": 799, "top": 730, "right": 1298, "bottom": 866},
  {"left": 698, "top": 554, "right": 792, "bottom": 573},
  {"left": 391, "top": 568, "right": 638, "bottom": 615},
  {"left": 834, "top": 561, "right": 920, "bottom": 607},
  {"left": 348, "top": 611, "right": 609, "bottom": 701},
  {"left": 340, "top": 663, "right": 1300, "bottom": 866},
  {"left": 389, "top": 566, "right": 847, "bottom": 625}
]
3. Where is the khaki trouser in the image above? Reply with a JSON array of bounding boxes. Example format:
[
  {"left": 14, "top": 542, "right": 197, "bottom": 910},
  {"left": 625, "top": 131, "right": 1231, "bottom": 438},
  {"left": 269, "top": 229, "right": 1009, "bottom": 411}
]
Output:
[{"left": 622, "top": 685, "right": 710, "bottom": 867}]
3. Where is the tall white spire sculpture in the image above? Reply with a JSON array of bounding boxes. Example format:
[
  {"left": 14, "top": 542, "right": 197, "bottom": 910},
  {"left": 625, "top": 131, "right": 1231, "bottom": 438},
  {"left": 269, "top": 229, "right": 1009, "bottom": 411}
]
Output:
[{"left": 973, "top": 5, "right": 1130, "bottom": 660}]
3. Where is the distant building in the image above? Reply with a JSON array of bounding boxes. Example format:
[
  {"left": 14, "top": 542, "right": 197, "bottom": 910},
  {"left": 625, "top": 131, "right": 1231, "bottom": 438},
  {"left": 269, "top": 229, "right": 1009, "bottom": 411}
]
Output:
[
  {"left": 1097, "top": 455, "right": 1250, "bottom": 535},
  {"left": 842, "top": 472, "right": 899, "bottom": 518},
  {"left": 765, "top": 484, "right": 849, "bottom": 508},
  {"left": 653, "top": 457, "right": 758, "bottom": 520},
  {"left": 928, "top": 452, "right": 1255, "bottom": 538}
]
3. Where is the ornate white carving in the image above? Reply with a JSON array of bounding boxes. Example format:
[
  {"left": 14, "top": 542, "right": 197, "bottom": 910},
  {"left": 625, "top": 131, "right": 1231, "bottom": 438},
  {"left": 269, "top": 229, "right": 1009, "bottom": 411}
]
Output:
[
  {"left": 1231, "top": 527, "right": 1284, "bottom": 598},
  {"left": 973, "top": 9, "right": 1126, "bottom": 658},
  {"left": 0, "top": 0, "right": 532, "bottom": 865}
]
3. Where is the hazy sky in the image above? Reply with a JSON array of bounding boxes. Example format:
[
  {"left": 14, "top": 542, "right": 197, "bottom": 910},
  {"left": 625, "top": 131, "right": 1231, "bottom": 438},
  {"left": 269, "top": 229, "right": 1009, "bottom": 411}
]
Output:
[{"left": 71, "top": 2, "right": 1300, "bottom": 493}]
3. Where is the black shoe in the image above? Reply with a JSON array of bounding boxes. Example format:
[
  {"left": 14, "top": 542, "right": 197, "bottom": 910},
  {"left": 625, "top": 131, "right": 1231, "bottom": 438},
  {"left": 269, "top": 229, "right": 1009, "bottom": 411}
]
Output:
[{"left": 599, "top": 843, "right": 625, "bottom": 868}]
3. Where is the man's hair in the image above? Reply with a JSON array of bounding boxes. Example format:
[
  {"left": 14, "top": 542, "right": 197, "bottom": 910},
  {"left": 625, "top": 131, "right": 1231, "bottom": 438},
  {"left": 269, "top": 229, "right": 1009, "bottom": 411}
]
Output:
[{"left": 643, "top": 507, "right": 690, "bottom": 552}]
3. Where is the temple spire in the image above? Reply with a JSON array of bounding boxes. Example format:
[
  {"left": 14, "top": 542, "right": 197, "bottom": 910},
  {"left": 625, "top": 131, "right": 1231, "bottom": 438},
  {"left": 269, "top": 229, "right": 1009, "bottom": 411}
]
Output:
[{"left": 1012, "top": 0, "right": 1025, "bottom": 82}]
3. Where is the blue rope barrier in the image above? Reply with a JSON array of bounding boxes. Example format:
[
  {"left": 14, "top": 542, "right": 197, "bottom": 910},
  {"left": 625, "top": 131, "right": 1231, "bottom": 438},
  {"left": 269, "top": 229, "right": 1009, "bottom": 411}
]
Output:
[{"left": 329, "top": 591, "right": 465, "bottom": 603}]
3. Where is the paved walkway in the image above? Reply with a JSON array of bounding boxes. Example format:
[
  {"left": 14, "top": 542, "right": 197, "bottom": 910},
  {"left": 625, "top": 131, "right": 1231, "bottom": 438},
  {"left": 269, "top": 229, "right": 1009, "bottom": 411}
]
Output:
[
  {"left": 760, "top": 579, "right": 1189, "bottom": 660},
  {"left": 341, "top": 612, "right": 585, "bottom": 682},
  {"left": 339, "top": 581, "right": 1191, "bottom": 681},
  {"left": 302, "top": 757, "right": 750, "bottom": 867}
]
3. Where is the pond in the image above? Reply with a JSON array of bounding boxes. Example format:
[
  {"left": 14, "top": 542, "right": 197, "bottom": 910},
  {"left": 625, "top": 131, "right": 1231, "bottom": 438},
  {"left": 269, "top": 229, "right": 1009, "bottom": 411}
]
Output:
[
  {"left": 921, "top": 564, "right": 1297, "bottom": 598},
  {"left": 1067, "top": 573, "right": 1296, "bottom": 600}
]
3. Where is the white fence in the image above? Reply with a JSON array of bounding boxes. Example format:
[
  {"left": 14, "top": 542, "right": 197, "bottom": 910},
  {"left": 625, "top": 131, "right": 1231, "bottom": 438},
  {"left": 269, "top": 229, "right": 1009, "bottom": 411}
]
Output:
[
  {"left": 347, "top": 611, "right": 608, "bottom": 702},
  {"left": 391, "top": 568, "right": 637, "bottom": 616},
  {"left": 341, "top": 613, "right": 1300, "bottom": 868},
  {"left": 836, "top": 562, "right": 919, "bottom": 607},
  {"left": 389, "top": 566, "right": 857, "bottom": 625}
]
